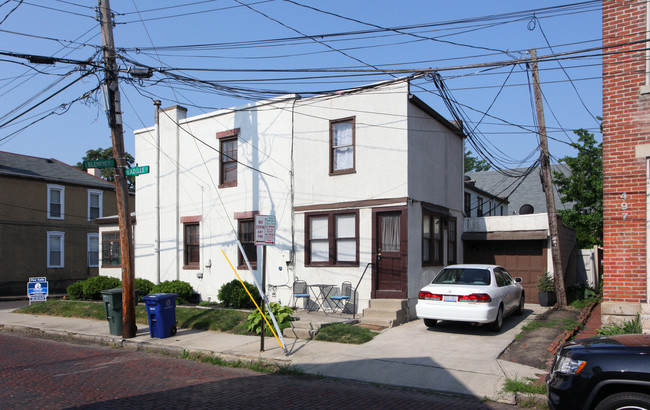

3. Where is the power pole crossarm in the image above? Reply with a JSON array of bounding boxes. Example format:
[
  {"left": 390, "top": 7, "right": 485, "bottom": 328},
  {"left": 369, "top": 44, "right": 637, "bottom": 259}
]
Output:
[
  {"left": 98, "top": 0, "right": 136, "bottom": 337},
  {"left": 530, "top": 48, "right": 568, "bottom": 308}
]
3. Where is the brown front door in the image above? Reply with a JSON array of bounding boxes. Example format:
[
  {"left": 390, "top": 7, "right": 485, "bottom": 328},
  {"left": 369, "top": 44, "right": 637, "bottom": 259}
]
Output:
[{"left": 373, "top": 208, "right": 407, "bottom": 298}]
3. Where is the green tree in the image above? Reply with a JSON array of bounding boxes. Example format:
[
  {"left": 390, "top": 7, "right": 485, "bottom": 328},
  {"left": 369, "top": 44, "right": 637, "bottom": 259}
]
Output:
[
  {"left": 76, "top": 147, "right": 135, "bottom": 190},
  {"left": 553, "top": 128, "right": 603, "bottom": 248},
  {"left": 464, "top": 150, "right": 491, "bottom": 173}
]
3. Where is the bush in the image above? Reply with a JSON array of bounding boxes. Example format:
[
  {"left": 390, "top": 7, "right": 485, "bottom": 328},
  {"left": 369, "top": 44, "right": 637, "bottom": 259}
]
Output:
[
  {"left": 151, "top": 280, "right": 194, "bottom": 304},
  {"left": 597, "top": 314, "right": 642, "bottom": 336},
  {"left": 246, "top": 303, "right": 294, "bottom": 335},
  {"left": 218, "top": 279, "right": 259, "bottom": 308},
  {"left": 81, "top": 276, "right": 122, "bottom": 300},
  {"left": 66, "top": 281, "right": 84, "bottom": 300},
  {"left": 134, "top": 278, "right": 155, "bottom": 301}
]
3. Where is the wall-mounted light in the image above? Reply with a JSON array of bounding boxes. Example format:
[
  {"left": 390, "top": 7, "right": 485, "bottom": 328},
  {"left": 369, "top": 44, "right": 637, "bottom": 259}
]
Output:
[{"left": 196, "top": 272, "right": 203, "bottom": 279}]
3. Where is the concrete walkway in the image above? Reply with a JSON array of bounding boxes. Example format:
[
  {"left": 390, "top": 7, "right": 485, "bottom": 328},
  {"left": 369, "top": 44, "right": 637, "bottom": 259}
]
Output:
[{"left": 0, "top": 301, "right": 549, "bottom": 404}]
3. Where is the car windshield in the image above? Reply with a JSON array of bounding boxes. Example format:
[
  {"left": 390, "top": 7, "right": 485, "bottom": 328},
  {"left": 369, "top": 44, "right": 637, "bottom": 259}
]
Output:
[{"left": 432, "top": 268, "right": 491, "bottom": 285}]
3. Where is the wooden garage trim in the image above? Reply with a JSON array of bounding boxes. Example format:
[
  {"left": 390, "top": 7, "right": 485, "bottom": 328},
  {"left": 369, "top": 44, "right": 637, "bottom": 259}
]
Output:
[{"left": 462, "top": 230, "right": 547, "bottom": 241}]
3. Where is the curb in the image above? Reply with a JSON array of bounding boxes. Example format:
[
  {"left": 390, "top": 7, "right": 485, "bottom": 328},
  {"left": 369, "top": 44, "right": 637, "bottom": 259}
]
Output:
[
  {"left": 1, "top": 323, "right": 292, "bottom": 369},
  {"left": 547, "top": 301, "right": 599, "bottom": 355}
]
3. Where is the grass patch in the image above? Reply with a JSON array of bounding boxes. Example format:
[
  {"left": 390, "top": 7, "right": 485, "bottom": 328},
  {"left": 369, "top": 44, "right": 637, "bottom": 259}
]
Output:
[
  {"left": 314, "top": 323, "right": 377, "bottom": 344},
  {"left": 180, "top": 351, "right": 303, "bottom": 375},
  {"left": 16, "top": 300, "right": 247, "bottom": 333},
  {"left": 503, "top": 377, "right": 546, "bottom": 395}
]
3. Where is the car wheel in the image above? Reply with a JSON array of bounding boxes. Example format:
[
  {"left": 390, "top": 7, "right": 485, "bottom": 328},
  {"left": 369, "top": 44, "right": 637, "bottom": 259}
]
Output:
[
  {"left": 423, "top": 319, "right": 437, "bottom": 328},
  {"left": 515, "top": 294, "right": 525, "bottom": 316},
  {"left": 595, "top": 392, "right": 650, "bottom": 410},
  {"left": 489, "top": 306, "right": 503, "bottom": 332}
]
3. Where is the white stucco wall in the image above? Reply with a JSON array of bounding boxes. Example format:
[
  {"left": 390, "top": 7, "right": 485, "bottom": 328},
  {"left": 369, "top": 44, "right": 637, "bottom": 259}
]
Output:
[{"left": 130, "top": 78, "right": 464, "bottom": 313}]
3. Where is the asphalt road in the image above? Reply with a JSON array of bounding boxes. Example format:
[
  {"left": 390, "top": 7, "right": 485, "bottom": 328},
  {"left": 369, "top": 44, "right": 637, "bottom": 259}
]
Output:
[{"left": 0, "top": 332, "right": 515, "bottom": 409}]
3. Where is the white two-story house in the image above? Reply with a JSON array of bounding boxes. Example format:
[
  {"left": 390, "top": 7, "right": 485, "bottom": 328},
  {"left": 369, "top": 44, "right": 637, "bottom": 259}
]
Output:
[{"left": 130, "top": 78, "right": 465, "bottom": 322}]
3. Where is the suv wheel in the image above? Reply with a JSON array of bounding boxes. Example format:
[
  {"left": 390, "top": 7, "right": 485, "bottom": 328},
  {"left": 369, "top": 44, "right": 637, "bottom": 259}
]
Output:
[{"left": 595, "top": 392, "right": 650, "bottom": 410}]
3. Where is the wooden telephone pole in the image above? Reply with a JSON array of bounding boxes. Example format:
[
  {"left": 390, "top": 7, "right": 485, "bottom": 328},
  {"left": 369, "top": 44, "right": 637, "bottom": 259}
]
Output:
[
  {"left": 530, "top": 48, "right": 567, "bottom": 308},
  {"left": 98, "top": 0, "right": 136, "bottom": 337}
]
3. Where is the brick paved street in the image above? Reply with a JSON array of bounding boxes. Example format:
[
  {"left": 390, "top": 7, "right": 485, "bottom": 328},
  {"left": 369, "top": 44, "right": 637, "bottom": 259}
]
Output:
[{"left": 0, "top": 332, "right": 517, "bottom": 409}]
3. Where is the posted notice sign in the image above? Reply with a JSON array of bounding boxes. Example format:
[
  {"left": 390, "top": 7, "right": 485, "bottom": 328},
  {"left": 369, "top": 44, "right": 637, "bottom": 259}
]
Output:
[
  {"left": 254, "top": 215, "right": 276, "bottom": 246},
  {"left": 27, "top": 277, "right": 48, "bottom": 304}
]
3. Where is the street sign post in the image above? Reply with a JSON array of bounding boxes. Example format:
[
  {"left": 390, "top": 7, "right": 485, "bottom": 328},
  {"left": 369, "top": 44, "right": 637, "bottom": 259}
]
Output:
[
  {"left": 27, "top": 277, "right": 48, "bottom": 305},
  {"left": 125, "top": 166, "right": 150, "bottom": 176},
  {"left": 83, "top": 159, "right": 116, "bottom": 169}
]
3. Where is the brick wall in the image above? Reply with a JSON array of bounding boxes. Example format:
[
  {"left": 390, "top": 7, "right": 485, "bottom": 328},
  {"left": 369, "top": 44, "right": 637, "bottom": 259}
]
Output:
[{"left": 602, "top": 0, "right": 649, "bottom": 306}]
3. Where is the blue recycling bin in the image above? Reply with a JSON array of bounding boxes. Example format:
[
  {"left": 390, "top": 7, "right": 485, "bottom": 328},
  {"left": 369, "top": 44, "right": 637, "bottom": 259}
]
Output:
[{"left": 142, "top": 293, "right": 178, "bottom": 338}]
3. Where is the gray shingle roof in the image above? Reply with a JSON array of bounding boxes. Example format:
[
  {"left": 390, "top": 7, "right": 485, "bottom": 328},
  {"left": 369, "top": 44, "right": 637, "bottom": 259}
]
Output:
[
  {"left": 466, "top": 164, "right": 574, "bottom": 215},
  {"left": 0, "top": 151, "right": 115, "bottom": 189}
]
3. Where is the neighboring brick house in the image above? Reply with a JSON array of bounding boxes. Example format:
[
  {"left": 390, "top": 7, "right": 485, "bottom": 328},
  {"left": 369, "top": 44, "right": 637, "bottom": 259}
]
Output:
[
  {"left": 0, "top": 151, "right": 123, "bottom": 295},
  {"left": 602, "top": 0, "right": 650, "bottom": 331}
]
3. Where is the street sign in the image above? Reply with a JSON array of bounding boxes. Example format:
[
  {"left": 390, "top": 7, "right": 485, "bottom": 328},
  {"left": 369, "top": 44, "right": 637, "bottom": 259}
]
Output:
[
  {"left": 27, "top": 277, "right": 48, "bottom": 305},
  {"left": 125, "top": 166, "right": 150, "bottom": 176},
  {"left": 254, "top": 215, "right": 276, "bottom": 246},
  {"left": 84, "top": 159, "right": 116, "bottom": 169}
]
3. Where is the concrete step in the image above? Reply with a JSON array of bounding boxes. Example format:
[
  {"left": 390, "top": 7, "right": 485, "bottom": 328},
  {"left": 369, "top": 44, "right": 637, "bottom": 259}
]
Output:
[
  {"left": 358, "top": 317, "right": 394, "bottom": 328},
  {"left": 283, "top": 326, "right": 318, "bottom": 339},
  {"left": 369, "top": 298, "right": 407, "bottom": 310}
]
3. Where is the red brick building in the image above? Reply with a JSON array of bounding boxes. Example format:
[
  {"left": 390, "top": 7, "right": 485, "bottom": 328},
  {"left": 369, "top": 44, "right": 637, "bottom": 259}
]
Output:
[{"left": 602, "top": 0, "right": 650, "bottom": 331}]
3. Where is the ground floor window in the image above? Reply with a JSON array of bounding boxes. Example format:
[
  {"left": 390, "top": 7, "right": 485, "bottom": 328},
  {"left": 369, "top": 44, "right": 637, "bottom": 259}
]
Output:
[
  {"left": 47, "top": 231, "right": 64, "bottom": 268},
  {"left": 305, "top": 210, "right": 359, "bottom": 266},
  {"left": 102, "top": 231, "right": 121, "bottom": 267},
  {"left": 184, "top": 222, "right": 200, "bottom": 268},
  {"left": 238, "top": 218, "right": 256, "bottom": 269},
  {"left": 88, "top": 233, "right": 99, "bottom": 267}
]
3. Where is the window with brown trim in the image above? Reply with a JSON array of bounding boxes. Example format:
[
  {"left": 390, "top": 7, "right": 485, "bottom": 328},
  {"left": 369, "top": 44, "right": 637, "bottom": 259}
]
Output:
[
  {"left": 305, "top": 210, "right": 359, "bottom": 266},
  {"left": 422, "top": 211, "right": 443, "bottom": 266},
  {"left": 447, "top": 219, "right": 457, "bottom": 264},
  {"left": 330, "top": 117, "right": 355, "bottom": 174},
  {"left": 102, "top": 231, "right": 121, "bottom": 267},
  {"left": 238, "top": 218, "right": 256, "bottom": 269},
  {"left": 220, "top": 137, "right": 237, "bottom": 187},
  {"left": 183, "top": 222, "right": 200, "bottom": 268}
]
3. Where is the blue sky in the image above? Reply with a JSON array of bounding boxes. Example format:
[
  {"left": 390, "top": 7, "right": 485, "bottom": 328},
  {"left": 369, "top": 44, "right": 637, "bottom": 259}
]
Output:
[{"left": 0, "top": 0, "right": 602, "bottom": 170}]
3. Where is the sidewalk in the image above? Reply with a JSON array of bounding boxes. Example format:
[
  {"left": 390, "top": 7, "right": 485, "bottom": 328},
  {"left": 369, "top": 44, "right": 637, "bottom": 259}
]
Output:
[{"left": 0, "top": 301, "right": 548, "bottom": 404}]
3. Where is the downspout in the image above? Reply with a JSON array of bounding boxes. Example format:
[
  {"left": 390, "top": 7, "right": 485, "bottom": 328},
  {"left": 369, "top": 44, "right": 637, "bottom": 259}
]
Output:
[{"left": 154, "top": 100, "right": 161, "bottom": 284}]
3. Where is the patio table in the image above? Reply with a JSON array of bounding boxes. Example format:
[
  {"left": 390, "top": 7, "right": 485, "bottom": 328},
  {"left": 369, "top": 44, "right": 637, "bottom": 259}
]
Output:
[{"left": 309, "top": 284, "right": 335, "bottom": 313}]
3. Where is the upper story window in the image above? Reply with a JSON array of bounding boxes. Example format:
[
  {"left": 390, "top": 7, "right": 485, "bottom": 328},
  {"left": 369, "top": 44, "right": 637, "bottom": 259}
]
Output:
[
  {"left": 464, "top": 193, "right": 472, "bottom": 217},
  {"left": 422, "top": 211, "right": 443, "bottom": 266},
  {"left": 47, "top": 184, "right": 64, "bottom": 220},
  {"left": 88, "top": 190, "right": 103, "bottom": 220},
  {"left": 217, "top": 128, "right": 240, "bottom": 188},
  {"left": 477, "top": 197, "right": 484, "bottom": 217},
  {"left": 305, "top": 210, "right": 359, "bottom": 266},
  {"left": 47, "top": 231, "right": 64, "bottom": 268},
  {"left": 330, "top": 117, "right": 355, "bottom": 174}
]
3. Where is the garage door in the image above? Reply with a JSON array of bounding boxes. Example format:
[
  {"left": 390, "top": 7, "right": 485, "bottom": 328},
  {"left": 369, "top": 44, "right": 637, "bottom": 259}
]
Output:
[{"left": 464, "top": 240, "right": 547, "bottom": 304}]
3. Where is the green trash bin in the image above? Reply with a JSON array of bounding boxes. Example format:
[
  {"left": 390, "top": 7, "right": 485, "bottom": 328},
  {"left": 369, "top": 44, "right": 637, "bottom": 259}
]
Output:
[
  {"left": 101, "top": 288, "right": 123, "bottom": 336},
  {"left": 101, "top": 288, "right": 142, "bottom": 336}
]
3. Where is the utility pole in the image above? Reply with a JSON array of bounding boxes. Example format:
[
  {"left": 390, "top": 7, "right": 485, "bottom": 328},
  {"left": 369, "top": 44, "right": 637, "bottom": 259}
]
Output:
[
  {"left": 530, "top": 48, "right": 567, "bottom": 308},
  {"left": 98, "top": 0, "right": 136, "bottom": 337}
]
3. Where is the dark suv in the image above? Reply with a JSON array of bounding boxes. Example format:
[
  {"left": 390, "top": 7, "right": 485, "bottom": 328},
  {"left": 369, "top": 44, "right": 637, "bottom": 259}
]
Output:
[{"left": 546, "top": 334, "right": 650, "bottom": 410}]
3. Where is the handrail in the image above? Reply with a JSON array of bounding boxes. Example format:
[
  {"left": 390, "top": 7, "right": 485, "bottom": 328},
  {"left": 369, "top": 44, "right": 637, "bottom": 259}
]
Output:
[{"left": 353, "top": 262, "right": 373, "bottom": 319}]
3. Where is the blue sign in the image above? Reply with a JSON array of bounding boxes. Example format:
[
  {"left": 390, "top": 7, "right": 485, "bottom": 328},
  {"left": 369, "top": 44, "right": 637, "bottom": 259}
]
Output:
[{"left": 27, "top": 277, "right": 48, "bottom": 304}]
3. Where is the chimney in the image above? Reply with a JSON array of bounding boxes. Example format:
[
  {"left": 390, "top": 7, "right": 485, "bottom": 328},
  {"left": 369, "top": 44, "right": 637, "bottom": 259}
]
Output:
[{"left": 87, "top": 168, "right": 102, "bottom": 177}]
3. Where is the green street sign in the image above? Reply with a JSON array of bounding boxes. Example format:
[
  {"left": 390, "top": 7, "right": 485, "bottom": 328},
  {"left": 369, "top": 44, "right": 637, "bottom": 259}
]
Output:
[
  {"left": 125, "top": 166, "right": 150, "bottom": 176},
  {"left": 84, "top": 159, "right": 116, "bottom": 169}
]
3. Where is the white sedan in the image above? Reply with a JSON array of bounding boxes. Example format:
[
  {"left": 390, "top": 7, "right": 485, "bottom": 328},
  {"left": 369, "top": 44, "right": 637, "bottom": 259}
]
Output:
[{"left": 415, "top": 264, "right": 525, "bottom": 332}]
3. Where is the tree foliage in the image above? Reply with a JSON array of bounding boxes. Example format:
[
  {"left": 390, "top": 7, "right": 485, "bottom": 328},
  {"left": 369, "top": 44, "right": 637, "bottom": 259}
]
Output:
[
  {"left": 75, "top": 147, "right": 135, "bottom": 190},
  {"left": 464, "top": 150, "right": 491, "bottom": 173},
  {"left": 553, "top": 128, "right": 603, "bottom": 248}
]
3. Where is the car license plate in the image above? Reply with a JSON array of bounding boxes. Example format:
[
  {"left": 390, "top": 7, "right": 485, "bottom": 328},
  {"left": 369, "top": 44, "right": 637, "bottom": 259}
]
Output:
[{"left": 443, "top": 295, "right": 457, "bottom": 303}]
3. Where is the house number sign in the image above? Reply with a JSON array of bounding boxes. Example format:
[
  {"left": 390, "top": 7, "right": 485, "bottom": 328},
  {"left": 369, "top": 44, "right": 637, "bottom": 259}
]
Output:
[{"left": 620, "top": 192, "right": 629, "bottom": 220}]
